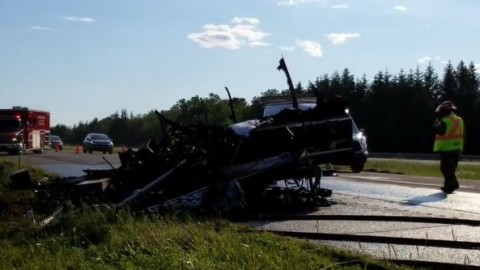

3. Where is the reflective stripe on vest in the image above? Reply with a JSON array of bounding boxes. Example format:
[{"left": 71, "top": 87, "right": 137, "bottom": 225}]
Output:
[{"left": 434, "top": 114, "right": 464, "bottom": 152}]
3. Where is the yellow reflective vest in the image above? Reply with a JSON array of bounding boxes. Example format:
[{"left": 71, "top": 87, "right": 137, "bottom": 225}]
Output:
[{"left": 433, "top": 113, "right": 464, "bottom": 152}]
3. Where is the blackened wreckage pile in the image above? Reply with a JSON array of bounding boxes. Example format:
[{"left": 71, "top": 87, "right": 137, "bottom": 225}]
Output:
[{"left": 14, "top": 58, "right": 355, "bottom": 218}]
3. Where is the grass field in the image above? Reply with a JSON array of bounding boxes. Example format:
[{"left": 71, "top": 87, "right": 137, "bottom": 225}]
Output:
[
  {"left": 0, "top": 211, "right": 414, "bottom": 270},
  {"left": 361, "top": 158, "right": 480, "bottom": 181},
  {"left": 56, "top": 144, "right": 128, "bottom": 154}
]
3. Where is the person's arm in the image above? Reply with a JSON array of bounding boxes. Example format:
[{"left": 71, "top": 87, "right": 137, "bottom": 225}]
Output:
[{"left": 434, "top": 119, "right": 447, "bottom": 135}]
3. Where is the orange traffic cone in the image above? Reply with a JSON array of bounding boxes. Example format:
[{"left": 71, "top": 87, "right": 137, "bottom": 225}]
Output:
[{"left": 75, "top": 145, "right": 80, "bottom": 154}]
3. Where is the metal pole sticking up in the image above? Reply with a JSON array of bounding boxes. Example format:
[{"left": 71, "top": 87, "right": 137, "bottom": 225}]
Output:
[
  {"left": 277, "top": 56, "right": 299, "bottom": 109},
  {"left": 225, "top": 87, "right": 237, "bottom": 123}
]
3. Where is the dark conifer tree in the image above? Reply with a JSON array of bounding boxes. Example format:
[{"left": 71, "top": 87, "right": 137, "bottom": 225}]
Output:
[{"left": 439, "top": 61, "right": 457, "bottom": 102}]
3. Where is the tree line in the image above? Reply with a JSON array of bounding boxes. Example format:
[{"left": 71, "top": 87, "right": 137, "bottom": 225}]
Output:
[{"left": 51, "top": 60, "right": 480, "bottom": 154}]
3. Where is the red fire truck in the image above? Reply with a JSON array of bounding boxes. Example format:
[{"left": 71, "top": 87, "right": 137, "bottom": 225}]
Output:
[{"left": 0, "top": 107, "right": 50, "bottom": 155}]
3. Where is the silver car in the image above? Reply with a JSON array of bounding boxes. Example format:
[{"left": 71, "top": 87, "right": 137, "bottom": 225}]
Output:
[
  {"left": 49, "top": 135, "right": 64, "bottom": 151},
  {"left": 83, "top": 133, "right": 114, "bottom": 154}
]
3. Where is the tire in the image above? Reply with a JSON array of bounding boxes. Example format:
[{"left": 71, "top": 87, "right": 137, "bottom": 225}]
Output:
[
  {"left": 350, "top": 162, "right": 364, "bottom": 173},
  {"left": 102, "top": 151, "right": 106, "bottom": 154},
  {"left": 108, "top": 149, "right": 113, "bottom": 154},
  {"left": 9, "top": 145, "right": 23, "bottom": 155},
  {"left": 89, "top": 149, "right": 93, "bottom": 154},
  {"left": 83, "top": 147, "right": 87, "bottom": 154}
]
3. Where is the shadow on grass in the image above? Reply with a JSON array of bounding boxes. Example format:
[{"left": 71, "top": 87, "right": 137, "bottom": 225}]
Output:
[{"left": 403, "top": 191, "right": 447, "bottom": 206}]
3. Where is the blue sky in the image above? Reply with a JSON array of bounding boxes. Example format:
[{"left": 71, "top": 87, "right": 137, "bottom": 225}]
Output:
[{"left": 1, "top": 0, "right": 479, "bottom": 127}]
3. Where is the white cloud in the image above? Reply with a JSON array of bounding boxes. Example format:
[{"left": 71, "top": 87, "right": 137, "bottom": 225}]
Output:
[
  {"left": 188, "top": 18, "right": 270, "bottom": 49},
  {"left": 296, "top": 40, "right": 323, "bottom": 57},
  {"left": 417, "top": 56, "right": 431, "bottom": 64},
  {"left": 394, "top": 6, "right": 407, "bottom": 12},
  {"left": 325, "top": 33, "right": 360, "bottom": 45},
  {"left": 331, "top": 4, "right": 349, "bottom": 9},
  {"left": 277, "top": 0, "right": 324, "bottom": 6},
  {"left": 31, "top": 26, "right": 54, "bottom": 31},
  {"left": 279, "top": 46, "right": 294, "bottom": 51},
  {"left": 231, "top": 17, "right": 259, "bottom": 25},
  {"left": 62, "top": 16, "right": 95, "bottom": 23},
  {"left": 475, "top": 64, "right": 480, "bottom": 74},
  {"left": 418, "top": 56, "right": 452, "bottom": 65}
]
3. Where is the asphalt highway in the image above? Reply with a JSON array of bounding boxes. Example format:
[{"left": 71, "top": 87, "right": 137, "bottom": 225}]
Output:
[{"left": 1, "top": 150, "right": 121, "bottom": 176}]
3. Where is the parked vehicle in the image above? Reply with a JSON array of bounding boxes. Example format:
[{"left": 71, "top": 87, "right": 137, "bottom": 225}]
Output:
[
  {"left": 262, "top": 99, "right": 368, "bottom": 172},
  {"left": 0, "top": 106, "right": 50, "bottom": 155},
  {"left": 83, "top": 133, "right": 114, "bottom": 154},
  {"left": 48, "top": 135, "right": 64, "bottom": 151}
]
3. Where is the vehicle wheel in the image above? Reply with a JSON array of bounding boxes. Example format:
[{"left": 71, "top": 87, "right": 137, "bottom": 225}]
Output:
[
  {"left": 9, "top": 146, "right": 23, "bottom": 155},
  {"left": 108, "top": 149, "right": 113, "bottom": 154},
  {"left": 350, "top": 162, "right": 364, "bottom": 173},
  {"left": 102, "top": 151, "right": 106, "bottom": 154},
  {"left": 83, "top": 147, "right": 87, "bottom": 154},
  {"left": 88, "top": 149, "right": 93, "bottom": 154},
  {"left": 59, "top": 146, "right": 63, "bottom": 151}
]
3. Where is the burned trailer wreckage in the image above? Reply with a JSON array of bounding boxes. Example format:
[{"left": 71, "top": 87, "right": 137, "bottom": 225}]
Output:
[{"left": 25, "top": 58, "right": 355, "bottom": 217}]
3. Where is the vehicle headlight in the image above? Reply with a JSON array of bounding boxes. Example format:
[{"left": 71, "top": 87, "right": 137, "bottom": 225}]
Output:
[
  {"left": 360, "top": 137, "right": 366, "bottom": 146},
  {"left": 11, "top": 137, "right": 18, "bottom": 142}
]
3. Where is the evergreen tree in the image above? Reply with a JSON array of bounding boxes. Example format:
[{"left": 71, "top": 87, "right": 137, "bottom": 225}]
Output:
[
  {"left": 439, "top": 61, "right": 457, "bottom": 102},
  {"left": 423, "top": 63, "right": 440, "bottom": 102}
]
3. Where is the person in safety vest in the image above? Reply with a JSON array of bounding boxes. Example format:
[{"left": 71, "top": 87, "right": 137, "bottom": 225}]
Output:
[{"left": 433, "top": 100, "right": 464, "bottom": 194}]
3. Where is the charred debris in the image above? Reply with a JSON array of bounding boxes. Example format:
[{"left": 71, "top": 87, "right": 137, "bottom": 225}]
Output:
[{"left": 12, "top": 58, "right": 354, "bottom": 220}]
